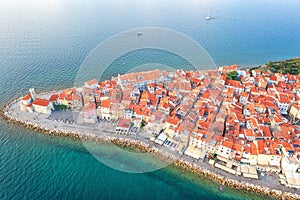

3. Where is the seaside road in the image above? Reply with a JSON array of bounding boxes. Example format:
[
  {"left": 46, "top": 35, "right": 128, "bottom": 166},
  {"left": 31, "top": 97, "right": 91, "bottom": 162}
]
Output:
[{"left": 5, "top": 99, "right": 300, "bottom": 196}]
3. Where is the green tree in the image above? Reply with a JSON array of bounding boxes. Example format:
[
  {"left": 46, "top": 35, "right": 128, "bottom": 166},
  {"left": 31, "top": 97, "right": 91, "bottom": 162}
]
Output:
[
  {"left": 226, "top": 71, "right": 240, "bottom": 81},
  {"left": 267, "top": 61, "right": 273, "bottom": 67}
]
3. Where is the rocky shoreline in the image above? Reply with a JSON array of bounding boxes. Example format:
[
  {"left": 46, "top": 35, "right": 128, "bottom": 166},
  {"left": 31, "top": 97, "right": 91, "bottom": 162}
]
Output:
[{"left": 1, "top": 99, "right": 300, "bottom": 200}]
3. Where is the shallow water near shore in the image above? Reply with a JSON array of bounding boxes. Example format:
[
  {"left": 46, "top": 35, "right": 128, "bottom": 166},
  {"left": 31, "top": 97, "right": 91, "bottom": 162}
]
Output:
[
  {"left": 0, "top": 123, "right": 270, "bottom": 200},
  {"left": 1, "top": 0, "right": 300, "bottom": 199}
]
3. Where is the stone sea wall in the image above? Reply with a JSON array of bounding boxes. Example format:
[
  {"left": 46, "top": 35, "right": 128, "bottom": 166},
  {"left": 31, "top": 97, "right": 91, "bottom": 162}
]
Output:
[{"left": 1, "top": 99, "right": 300, "bottom": 200}]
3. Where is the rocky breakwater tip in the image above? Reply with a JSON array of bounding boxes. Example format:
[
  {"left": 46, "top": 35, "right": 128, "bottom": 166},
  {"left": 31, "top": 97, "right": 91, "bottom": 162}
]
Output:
[{"left": 1, "top": 99, "right": 80, "bottom": 140}]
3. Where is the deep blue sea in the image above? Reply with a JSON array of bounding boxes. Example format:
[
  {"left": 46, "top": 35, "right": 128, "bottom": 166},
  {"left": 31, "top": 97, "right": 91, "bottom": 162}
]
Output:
[{"left": 1, "top": 0, "right": 300, "bottom": 199}]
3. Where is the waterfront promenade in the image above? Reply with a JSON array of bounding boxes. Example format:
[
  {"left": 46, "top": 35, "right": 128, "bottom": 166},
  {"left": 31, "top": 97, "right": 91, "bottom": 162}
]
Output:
[{"left": 3, "top": 96, "right": 300, "bottom": 200}]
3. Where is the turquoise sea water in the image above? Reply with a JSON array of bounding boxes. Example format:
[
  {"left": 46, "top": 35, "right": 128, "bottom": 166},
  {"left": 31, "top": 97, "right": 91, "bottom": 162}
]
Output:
[{"left": 1, "top": 0, "right": 300, "bottom": 199}]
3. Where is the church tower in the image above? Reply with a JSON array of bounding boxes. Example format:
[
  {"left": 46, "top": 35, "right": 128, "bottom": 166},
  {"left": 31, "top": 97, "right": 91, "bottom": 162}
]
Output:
[{"left": 29, "top": 88, "right": 37, "bottom": 101}]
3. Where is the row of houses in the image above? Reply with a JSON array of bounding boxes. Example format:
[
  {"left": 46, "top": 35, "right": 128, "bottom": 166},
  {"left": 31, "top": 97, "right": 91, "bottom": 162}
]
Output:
[
  {"left": 19, "top": 67, "right": 300, "bottom": 187},
  {"left": 205, "top": 66, "right": 300, "bottom": 184}
]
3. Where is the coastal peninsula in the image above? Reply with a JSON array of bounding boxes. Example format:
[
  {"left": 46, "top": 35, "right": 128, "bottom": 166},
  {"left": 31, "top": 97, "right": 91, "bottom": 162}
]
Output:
[{"left": 2, "top": 62, "right": 300, "bottom": 199}]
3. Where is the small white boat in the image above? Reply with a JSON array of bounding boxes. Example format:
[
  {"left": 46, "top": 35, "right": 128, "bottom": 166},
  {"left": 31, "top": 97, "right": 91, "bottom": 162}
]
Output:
[
  {"left": 205, "top": 10, "right": 214, "bottom": 20},
  {"left": 205, "top": 16, "right": 214, "bottom": 20}
]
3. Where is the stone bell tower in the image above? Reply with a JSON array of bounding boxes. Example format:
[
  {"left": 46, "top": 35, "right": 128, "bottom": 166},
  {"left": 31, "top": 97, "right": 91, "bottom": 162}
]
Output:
[{"left": 29, "top": 88, "right": 37, "bottom": 101}]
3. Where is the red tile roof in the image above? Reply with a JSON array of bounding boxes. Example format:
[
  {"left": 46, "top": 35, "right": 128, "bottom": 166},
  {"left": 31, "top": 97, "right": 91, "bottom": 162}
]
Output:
[
  {"left": 240, "top": 92, "right": 249, "bottom": 98},
  {"left": 119, "top": 70, "right": 161, "bottom": 82},
  {"left": 72, "top": 94, "right": 82, "bottom": 101},
  {"left": 222, "top": 140, "right": 233, "bottom": 149},
  {"left": 219, "top": 65, "right": 238, "bottom": 72},
  {"left": 83, "top": 102, "right": 96, "bottom": 110},
  {"left": 58, "top": 91, "right": 72, "bottom": 101},
  {"left": 250, "top": 143, "right": 258, "bottom": 155},
  {"left": 269, "top": 75, "right": 277, "bottom": 81},
  {"left": 226, "top": 80, "right": 243, "bottom": 88},
  {"left": 49, "top": 94, "right": 59, "bottom": 102},
  {"left": 101, "top": 99, "right": 111, "bottom": 108},
  {"left": 244, "top": 145, "right": 251, "bottom": 153},
  {"left": 117, "top": 118, "right": 131, "bottom": 129},
  {"left": 190, "top": 78, "right": 201, "bottom": 85},
  {"left": 198, "top": 120, "right": 210, "bottom": 130},
  {"left": 279, "top": 94, "right": 290, "bottom": 104},
  {"left": 32, "top": 98, "right": 50, "bottom": 107},
  {"left": 244, "top": 129, "right": 254, "bottom": 137},
  {"left": 22, "top": 94, "right": 32, "bottom": 101},
  {"left": 148, "top": 83, "right": 156, "bottom": 88},
  {"left": 233, "top": 142, "right": 243, "bottom": 152},
  {"left": 257, "top": 140, "right": 265, "bottom": 154},
  {"left": 85, "top": 79, "right": 98, "bottom": 86},
  {"left": 165, "top": 115, "right": 180, "bottom": 126},
  {"left": 262, "top": 126, "right": 272, "bottom": 137}
]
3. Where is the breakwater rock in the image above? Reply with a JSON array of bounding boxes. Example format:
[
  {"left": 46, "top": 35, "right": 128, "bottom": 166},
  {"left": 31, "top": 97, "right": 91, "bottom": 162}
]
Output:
[
  {"left": 2, "top": 99, "right": 300, "bottom": 200},
  {"left": 171, "top": 158, "right": 300, "bottom": 199}
]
